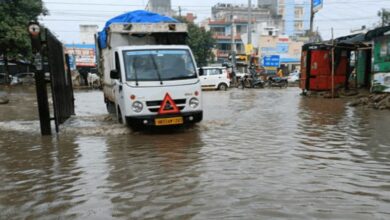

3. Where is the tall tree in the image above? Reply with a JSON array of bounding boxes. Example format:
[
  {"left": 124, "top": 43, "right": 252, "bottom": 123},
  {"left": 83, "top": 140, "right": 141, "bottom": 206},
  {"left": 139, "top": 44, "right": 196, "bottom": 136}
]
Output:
[
  {"left": 378, "top": 8, "right": 390, "bottom": 27},
  {"left": 0, "top": 0, "right": 47, "bottom": 81},
  {"left": 175, "top": 17, "right": 215, "bottom": 67}
]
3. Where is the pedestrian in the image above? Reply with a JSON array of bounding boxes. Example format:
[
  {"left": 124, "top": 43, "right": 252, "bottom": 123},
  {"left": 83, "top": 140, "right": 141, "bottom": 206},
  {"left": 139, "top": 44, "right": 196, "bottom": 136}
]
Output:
[{"left": 277, "top": 68, "right": 283, "bottom": 78}]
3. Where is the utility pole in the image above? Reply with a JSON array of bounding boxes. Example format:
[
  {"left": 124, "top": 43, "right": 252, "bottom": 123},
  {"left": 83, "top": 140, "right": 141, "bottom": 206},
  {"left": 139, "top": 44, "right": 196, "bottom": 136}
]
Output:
[
  {"left": 231, "top": 6, "right": 237, "bottom": 83},
  {"left": 331, "top": 27, "right": 335, "bottom": 98},
  {"left": 178, "top": 6, "right": 182, "bottom": 17},
  {"left": 231, "top": 7, "right": 236, "bottom": 52},
  {"left": 248, "top": 0, "right": 252, "bottom": 44}
]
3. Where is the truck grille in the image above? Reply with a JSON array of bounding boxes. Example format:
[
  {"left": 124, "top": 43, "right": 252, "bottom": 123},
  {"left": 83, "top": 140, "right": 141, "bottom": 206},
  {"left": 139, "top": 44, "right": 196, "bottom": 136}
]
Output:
[{"left": 146, "top": 99, "right": 186, "bottom": 113}]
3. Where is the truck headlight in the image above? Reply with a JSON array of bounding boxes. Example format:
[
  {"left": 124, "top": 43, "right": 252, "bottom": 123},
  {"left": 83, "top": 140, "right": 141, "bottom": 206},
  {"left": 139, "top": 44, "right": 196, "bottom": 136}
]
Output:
[
  {"left": 189, "top": 98, "right": 199, "bottom": 109},
  {"left": 132, "top": 101, "right": 143, "bottom": 113}
]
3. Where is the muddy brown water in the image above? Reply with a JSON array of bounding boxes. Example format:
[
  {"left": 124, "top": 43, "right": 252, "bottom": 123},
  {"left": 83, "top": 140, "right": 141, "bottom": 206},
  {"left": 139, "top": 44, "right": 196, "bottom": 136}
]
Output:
[{"left": 0, "top": 86, "right": 389, "bottom": 219}]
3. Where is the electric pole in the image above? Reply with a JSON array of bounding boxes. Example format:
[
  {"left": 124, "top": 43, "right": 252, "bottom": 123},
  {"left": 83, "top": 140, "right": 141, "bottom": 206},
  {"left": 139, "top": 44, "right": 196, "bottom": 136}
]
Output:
[
  {"left": 248, "top": 0, "right": 252, "bottom": 44},
  {"left": 179, "top": 6, "right": 182, "bottom": 17},
  {"left": 310, "top": 0, "right": 314, "bottom": 36},
  {"left": 231, "top": 7, "right": 236, "bottom": 52},
  {"left": 231, "top": 6, "right": 237, "bottom": 82}
]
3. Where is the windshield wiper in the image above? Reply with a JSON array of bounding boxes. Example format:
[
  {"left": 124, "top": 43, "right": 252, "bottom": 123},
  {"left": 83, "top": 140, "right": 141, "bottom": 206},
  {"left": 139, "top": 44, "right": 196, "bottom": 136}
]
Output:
[
  {"left": 167, "top": 75, "right": 194, "bottom": 80},
  {"left": 149, "top": 55, "right": 163, "bottom": 85},
  {"left": 134, "top": 65, "right": 139, "bottom": 86}
]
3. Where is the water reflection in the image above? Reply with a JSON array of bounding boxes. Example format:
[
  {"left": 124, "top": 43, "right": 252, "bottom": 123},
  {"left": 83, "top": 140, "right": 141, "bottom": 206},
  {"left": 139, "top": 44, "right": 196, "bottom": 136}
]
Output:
[
  {"left": 0, "top": 134, "right": 84, "bottom": 219},
  {"left": 294, "top": 97, "right": 390, "bottom": 218},
  {"left": 104, "top": 130, "right": 203, "bottom": 219}
]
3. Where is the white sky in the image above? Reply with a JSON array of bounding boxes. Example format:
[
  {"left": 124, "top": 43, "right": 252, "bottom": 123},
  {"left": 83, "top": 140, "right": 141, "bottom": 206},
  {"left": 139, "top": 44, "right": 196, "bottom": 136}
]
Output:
[{"left": 40, "top": 0, "right": 390, "bottom": 43}]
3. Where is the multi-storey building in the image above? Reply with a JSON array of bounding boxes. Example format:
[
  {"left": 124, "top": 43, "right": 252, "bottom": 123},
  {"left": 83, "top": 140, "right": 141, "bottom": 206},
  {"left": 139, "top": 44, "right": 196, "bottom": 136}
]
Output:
[{"left": 258, "top": 0, "right": 310, "bottom": 36}]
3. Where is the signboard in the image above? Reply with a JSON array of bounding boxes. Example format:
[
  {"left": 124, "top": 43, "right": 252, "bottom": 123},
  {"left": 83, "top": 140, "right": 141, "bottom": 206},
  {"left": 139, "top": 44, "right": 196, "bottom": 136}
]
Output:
[
  {"left": 245, "top": 44, "right": 253, "bottom": 55},
  {"left": 313, "top": 0, "right": 323, "bottom": 13},
  {"left": 65, "top": 44, "right": 96, "bottom": 67},
  {"left": 68, "top": 55, "right": 77, "bottom": 70},
  {"left": 263, "top": 55, "right": 280, "bottom": 67},
  {"left": 276, "top": 43, "right": 289, "bottom": 53},
  {"left": 372, "top": 73, "right": 390, "bottom": 93}
]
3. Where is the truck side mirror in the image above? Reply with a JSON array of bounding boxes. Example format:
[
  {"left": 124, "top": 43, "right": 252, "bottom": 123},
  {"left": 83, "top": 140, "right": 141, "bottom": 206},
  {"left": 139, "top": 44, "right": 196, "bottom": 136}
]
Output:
[
  {"left": 199, "top": 69, "right": 204, "bottom": 76},
  {"left": 110, "top": 70, "right": 119, "bottom": 79}
]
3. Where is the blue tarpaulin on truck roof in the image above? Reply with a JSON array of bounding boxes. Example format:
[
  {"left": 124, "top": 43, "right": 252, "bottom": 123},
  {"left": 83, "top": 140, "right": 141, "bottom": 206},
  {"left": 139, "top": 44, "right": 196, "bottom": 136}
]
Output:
[{"left": 98, "top": 10, "right": 178, "bottom": 49}]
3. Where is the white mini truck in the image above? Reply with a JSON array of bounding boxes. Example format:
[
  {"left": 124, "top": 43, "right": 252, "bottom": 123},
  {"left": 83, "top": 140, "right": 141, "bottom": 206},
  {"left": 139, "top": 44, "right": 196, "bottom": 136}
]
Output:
[{"left": 97, "top": 23, "right": 203, "bottom": 128}]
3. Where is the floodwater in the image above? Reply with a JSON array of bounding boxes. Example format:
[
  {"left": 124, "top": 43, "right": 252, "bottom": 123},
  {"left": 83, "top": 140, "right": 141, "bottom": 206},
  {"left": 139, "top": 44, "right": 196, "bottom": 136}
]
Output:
[{"left": 0, "top": 86, "right": 390, "bottom": 219}]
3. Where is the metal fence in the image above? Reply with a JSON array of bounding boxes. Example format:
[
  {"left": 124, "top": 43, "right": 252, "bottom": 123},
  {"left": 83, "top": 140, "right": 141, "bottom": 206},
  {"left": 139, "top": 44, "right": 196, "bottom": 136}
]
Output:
[
  {"left": 30, "top": 22, "right": 75, "bottom": 135},
  {"left": 46, "top": 30, "right": 75, "bottom": 132}
]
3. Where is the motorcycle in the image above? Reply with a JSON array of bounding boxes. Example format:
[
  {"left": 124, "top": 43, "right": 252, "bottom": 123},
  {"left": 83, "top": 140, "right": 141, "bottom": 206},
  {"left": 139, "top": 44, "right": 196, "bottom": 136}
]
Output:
[
  {"left": 237, "top": 66, "right": 265, "bottom": 89},
  {"left": 265, "top": 76, "right": 288, "bottom": 88}
]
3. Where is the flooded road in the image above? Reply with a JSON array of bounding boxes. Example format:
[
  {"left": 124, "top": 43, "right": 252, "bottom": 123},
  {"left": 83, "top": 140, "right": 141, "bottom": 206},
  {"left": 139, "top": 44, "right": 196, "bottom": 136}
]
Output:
[{"left": 1, "top": 87, "right": 390, "bottom": 219}]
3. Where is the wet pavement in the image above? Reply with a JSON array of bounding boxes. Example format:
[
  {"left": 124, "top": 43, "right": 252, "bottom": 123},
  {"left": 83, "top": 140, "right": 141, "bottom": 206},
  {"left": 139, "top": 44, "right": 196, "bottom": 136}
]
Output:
[{"left": 0, "top": 86, "right": 390, "bottom": 219}]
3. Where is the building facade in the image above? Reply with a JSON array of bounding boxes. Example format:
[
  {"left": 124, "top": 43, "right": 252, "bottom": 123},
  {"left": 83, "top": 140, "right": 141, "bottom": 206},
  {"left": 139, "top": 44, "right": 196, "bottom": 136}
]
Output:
[
  {"left": 206, "top": 3, "right": 280, "bottom": 62},
  {"left": 258, "top": 0, "right": 310, "bottom": 36},
  {"left": 258, "top": 35, "right": 304, "bottom": 72},
  {"left": 146, "top": 0, "right": 175, "bottom": 16}
]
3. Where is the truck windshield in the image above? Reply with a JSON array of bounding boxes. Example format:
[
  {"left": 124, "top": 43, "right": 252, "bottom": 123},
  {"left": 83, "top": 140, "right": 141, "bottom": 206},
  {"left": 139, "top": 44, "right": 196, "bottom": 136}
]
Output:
[{"left": 123, "top": 50, "right": 197, "bottom": 81}]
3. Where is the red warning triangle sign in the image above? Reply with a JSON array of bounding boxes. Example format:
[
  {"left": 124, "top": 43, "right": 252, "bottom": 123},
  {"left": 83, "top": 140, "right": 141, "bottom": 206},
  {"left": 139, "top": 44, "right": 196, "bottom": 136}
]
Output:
[{"left": 158, "top": 93, "right": 180, "bottom": 115}]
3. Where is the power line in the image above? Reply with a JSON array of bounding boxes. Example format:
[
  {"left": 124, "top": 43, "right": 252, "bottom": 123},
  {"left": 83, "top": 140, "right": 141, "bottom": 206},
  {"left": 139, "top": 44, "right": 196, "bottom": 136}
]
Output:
[
  {"left": 40, "top": 16, "right": 378, "bottom": 23},
  {"left": 43, "top": 0, "right": 390, "bottom": 8}
]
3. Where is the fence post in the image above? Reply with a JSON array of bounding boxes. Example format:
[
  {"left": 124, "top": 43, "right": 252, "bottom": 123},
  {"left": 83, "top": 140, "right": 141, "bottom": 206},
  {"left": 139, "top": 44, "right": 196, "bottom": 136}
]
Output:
[{"left": 29, "top": 21, "right": 51, "bottom": 135}]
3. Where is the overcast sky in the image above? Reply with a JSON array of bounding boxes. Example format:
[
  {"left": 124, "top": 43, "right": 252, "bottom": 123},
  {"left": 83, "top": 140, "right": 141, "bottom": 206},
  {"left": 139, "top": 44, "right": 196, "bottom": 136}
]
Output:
[{"left": 40, "top": 0, "right": 390, "bottom": 43}]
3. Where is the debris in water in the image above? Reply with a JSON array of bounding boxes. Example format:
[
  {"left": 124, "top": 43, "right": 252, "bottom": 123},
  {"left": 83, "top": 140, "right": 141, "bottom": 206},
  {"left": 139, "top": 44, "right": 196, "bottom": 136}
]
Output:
[{"left": 0, "top": 95, "right": 9, "bottom": 104}]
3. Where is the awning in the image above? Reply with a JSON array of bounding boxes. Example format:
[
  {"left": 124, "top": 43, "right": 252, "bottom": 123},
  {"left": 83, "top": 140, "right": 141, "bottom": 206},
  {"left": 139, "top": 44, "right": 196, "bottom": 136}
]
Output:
[
  {"left": 280, "top": 58, "right": 300, "bottom": 63},
  {"left": 336, "top": 33, "right": 366, "bottom": 45},
  {"left": 365, "top": 26, "right": 390, "bottom": 41}
]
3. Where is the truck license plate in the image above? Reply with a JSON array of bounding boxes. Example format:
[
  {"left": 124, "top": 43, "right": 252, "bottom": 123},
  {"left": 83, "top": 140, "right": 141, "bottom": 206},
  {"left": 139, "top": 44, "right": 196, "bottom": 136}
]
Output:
[{"left": 155, "top": 117, "right": 183, "bottom": 126}]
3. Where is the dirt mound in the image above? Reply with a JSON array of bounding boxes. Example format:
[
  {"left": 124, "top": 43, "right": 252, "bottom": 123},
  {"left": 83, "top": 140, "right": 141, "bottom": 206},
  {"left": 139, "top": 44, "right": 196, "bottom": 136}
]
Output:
[{"left": 350, "top": 93, "right": 390, "bottom": 110}]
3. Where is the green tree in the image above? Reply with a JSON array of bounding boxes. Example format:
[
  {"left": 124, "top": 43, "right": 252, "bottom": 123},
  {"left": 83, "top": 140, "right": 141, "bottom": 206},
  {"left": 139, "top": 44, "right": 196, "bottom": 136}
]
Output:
[
  {"left": 175, "top": 17, "right": 215, "bottom": 67},
  {"left": 0, "top": 0, "right": 47, "bottom": 80},
  {"left": 378, "top": 8, "right": 390, "bottom": 27}
]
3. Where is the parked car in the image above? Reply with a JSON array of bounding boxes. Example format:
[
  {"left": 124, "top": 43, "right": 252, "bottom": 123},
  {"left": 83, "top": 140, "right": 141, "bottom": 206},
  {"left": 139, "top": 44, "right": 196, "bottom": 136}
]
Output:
[
  {"left": 287, "top": 71, "right": 300, "bottom": 83},
  {"left": 0, "top": 73, "right": 12, "bottom": 84},
  {"left": 11, "top": 72, "right": 35, "bottom": 85},
  {"left": 199, "top": 67, "right": 230, "bottom": 90}
]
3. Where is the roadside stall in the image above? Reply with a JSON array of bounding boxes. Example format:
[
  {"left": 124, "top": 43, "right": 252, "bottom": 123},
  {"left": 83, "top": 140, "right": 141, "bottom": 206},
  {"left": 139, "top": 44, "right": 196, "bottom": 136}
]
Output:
[
  {"left": 365, "top": 26, "right": 390, "bottom": 93},
  {"left": 300, "top": 43, "right": 350, "bottom": 92}
]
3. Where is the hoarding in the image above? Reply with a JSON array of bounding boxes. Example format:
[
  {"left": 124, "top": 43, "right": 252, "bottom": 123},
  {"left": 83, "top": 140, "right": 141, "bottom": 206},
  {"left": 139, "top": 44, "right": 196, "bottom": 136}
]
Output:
[
  {"left": 65, "top": 44, "right": 96, "bottom": 67},
  {"left": 313, "top": 0, "right": 323, "bottom": 13}
]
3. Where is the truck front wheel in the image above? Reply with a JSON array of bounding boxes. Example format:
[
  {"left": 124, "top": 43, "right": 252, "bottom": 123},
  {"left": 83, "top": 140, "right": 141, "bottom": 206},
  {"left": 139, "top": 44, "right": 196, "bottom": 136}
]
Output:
[
  {"left": 117, "top": 107, "right": 127, "bottom": 126},
  {"left": 106, "top": 101, "right": 116, "bottom": 114}
]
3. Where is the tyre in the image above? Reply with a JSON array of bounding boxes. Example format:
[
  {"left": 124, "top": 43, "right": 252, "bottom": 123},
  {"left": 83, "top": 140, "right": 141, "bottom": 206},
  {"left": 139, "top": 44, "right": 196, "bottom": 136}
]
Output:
[
  {"left": 117, "top": 107, "right": 127, "bottom": 125},
  {"left": 244, "top": 79, "right": 252, "bottom": 88},
  {"left": 236, "top": 79, "right": 244, "bottom": 89},
  {"left": 106, "top": 101, "right": 116, "bottom": 114},
  {"left": 218, "top": 83, "right": 228, "bottom": 91},
  {"left": 281, "top": 81, "right": 288, "bottom": 88}
]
